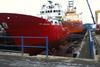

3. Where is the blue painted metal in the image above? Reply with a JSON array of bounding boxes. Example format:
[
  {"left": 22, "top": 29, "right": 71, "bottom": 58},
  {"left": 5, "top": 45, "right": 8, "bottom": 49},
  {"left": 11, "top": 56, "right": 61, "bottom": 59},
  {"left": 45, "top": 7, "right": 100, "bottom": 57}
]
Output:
[
  {"left": 45, "top": 37, "right": 48, "bottom": 61},
  {"left": 88, "top": 29, "right": 95, "bottom": 59},
  {"left": 0, "top": 35, "right": 47, "bottom": 38},
  {"left": 0, "top": 45, "right": 20, "bottom": 47},
  {"left": 21, "top": 36, "right": 24, "bottom": 56},
  {"left": 0, "top": 35, "right": 49, "bottom": 61},
  {"left": 24, "top": 46, "right": 45, "bottom": 48}
]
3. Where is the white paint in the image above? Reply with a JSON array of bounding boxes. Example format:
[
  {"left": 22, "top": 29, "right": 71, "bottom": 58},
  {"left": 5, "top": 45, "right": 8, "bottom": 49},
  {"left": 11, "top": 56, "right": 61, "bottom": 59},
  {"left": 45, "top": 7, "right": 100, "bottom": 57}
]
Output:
[{"left": 0, "top": 0, "right": 99, "bottom": 24}]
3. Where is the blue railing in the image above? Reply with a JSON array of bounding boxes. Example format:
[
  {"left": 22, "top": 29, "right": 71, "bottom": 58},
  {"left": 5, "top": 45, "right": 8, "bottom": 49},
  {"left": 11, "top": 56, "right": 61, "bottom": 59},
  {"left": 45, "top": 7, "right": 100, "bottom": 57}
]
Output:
[
  {"left": 0, "top": 35, "right": 48, "bottom": 60},
  {"left": 88, "top": 29, "right": 95, "bottom": 59}
]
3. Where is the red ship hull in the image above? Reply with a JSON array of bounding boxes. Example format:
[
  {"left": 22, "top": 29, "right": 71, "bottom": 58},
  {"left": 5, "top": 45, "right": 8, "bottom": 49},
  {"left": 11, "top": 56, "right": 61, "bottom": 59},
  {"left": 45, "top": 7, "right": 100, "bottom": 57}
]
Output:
[{"left": 0, "top": 13, "right": 69, "bottom": 55}]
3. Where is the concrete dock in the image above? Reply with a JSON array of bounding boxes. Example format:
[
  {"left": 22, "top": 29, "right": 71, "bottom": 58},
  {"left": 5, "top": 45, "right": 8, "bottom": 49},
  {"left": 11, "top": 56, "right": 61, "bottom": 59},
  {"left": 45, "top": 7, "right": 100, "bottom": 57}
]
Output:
[
  {"left": 78, "top": 32, "right": 90, "bottom": 59},
  {"left": 94, "top": 34, "right": 100, "bottom": 61},
  {"left": 0, "top": 52, "right": 100, "bottom": 67}
]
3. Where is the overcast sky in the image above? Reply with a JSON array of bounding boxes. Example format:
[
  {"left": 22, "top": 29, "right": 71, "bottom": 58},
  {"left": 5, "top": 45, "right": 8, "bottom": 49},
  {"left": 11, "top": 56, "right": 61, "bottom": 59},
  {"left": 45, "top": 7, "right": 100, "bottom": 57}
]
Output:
[{"left": 0, "top": 0, "right": 99, "bottom": 24}]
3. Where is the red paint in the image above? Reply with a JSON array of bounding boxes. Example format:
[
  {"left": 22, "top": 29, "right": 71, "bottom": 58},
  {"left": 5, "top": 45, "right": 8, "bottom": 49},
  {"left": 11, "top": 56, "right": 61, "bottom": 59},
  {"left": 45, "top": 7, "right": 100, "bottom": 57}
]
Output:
[{"left": 0, "top": 13, "right": 70, "bottom": 55}]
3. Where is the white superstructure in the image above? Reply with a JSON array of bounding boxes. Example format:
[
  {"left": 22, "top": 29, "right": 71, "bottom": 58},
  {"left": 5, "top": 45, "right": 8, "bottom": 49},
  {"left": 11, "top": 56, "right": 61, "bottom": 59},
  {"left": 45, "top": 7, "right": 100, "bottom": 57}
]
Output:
[
  {"left": 63, "top": 0, "right": 81, "bottom": 22},
  {"left": 40, "top": 0, "right": 63, "bottom": 25}
]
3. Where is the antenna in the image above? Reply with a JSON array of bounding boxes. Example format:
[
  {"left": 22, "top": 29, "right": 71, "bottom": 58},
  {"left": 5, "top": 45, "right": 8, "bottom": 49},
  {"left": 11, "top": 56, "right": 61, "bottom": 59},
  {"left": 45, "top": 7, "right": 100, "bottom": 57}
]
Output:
[
  {"left": 68, "top": 0, "right": 74, "bottom": 8},
  {"left": 86, "top": 0, "right": 96, "bottom": 24},
  {"left": 67, "top": 0, "right": 76, "bottom": 13}
]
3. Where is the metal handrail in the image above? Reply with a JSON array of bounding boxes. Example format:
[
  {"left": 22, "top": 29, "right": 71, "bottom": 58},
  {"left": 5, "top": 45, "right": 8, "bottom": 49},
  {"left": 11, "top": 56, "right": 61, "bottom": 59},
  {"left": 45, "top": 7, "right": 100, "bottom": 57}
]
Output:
[
  {"left": 0, "top": 35, "right": 47, "bottom": 38},
  {"left": 88, "top": 29, "right": 95, "bottom": 59},
  {"left": 0, "top": 35, "right": 48, "bottom": 61}
]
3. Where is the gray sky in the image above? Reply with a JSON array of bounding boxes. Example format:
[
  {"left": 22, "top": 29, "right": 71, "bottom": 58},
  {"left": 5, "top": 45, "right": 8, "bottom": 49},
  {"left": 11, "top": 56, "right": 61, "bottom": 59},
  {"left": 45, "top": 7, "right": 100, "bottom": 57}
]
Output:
[{"left": 0, "top": 0, "right": 99, "bottom": 24}]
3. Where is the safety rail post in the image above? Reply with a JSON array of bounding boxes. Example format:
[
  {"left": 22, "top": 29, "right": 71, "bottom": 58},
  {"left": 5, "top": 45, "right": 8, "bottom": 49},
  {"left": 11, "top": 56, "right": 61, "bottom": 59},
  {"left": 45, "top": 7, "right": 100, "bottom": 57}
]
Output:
[
  {"left": 21, "top": 36, "right": 24, "bottom": 56},
  {"left": 88, "top": 29, "right": 95, "bottom": 59},
  {"left": 45, "top": 37, "right": 48, "bottom": 62},
  {"left": 0, "top": 35, "right": 49, "bottom": 61}
]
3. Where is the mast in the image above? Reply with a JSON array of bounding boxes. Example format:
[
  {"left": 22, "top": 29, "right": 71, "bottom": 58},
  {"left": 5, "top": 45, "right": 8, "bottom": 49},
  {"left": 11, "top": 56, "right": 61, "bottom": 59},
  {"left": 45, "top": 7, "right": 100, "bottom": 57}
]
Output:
[
  {"left": 86, "top": 0, "right": 96, "bottom": 24},
  {"left": 66, "top": 0, "right": 76, "bottom": 13},
  {"left": 68, "top": 0, "right": 74, "bottom": 8}
]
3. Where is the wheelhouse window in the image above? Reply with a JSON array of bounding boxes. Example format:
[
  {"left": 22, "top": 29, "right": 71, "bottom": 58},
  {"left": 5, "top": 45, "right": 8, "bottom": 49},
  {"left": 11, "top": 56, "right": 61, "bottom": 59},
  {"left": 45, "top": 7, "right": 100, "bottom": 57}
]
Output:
[
  {"left": 54, "top": 10, "right": 56, "bottom": 12},
  {"left": 58, "top": 10, "right": 61, "bottom": 12},
  {"left": 47, "top": 11, "right": 50, "bottom": 13},
  {"left": 48, "top": 5, "right": 54, "bottom": 9},
  {"left": 40, "top": 11, "right": 44, "bottom": 13},
  {"left": 53, "top": 10, "right": 61, "bottom": 13},
  {"left": 50, "top": 10, "right": 52, "bottom": 13},
  {"left": 58, "top": 13, "right": 61, "bottom": 15}
]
